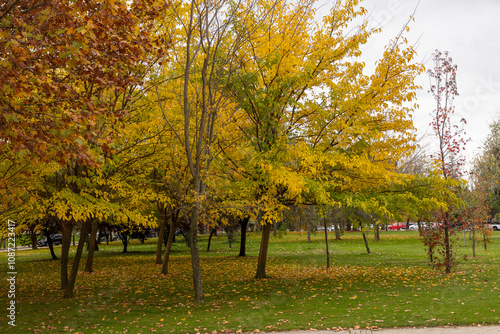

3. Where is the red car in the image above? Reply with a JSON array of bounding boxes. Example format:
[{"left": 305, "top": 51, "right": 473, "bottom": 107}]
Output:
[{"left": 387, "top": 223, "right": 406, "bottom": 230}]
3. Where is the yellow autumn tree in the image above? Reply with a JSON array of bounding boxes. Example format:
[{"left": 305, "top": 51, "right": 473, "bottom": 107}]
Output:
[{"left": 216, "top": 0, "right": 425, "bottom": 278}]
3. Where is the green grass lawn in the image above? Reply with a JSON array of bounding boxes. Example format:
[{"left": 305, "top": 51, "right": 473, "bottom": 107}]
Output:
[{"left": 1, "top": 230, "right": 499, "bottom": 333}]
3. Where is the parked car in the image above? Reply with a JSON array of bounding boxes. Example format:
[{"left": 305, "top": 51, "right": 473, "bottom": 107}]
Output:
[
  {"left": 490, "top": 223, "right": 500, "bottom": 231},
  {"left": 408, "top": 224, "right": 419, "bottom": 230},
  {"left": 387, "top": 223, "right": 406, "bottom": 230},
  {"left": 37, "top": 234, "right": 63, "bottom": 247}
]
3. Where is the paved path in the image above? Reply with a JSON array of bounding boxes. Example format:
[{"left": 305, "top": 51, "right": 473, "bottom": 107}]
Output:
[{"left": 269, "top": 326, "right": 500, "bottom": 334}]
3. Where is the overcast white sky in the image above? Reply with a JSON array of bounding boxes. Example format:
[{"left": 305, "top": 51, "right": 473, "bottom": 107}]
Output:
[{"left": 320, "top": 0, "right": 500, "bottom": 169}]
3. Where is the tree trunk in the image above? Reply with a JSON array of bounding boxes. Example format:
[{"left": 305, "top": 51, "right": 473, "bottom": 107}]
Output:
[
  {"left": 323, "top": 216, "right": 330, "bottom": 268},
  {"left": 273, "top": 221, "right": 277, "bottom": 237},
  {"left": 238, "top": 217, "right": 249, "bottom": 257},
  {"left": 120, "top": 232, "right": 128, "bottom": 253},
  {"left": 207, "top": 227, "right": 216, "bottom": 252},
  {"left": 64, "top": 220, "right": 89, "bottom": 298},
  {"left": 46, "top": 229, "right": 58, "bottom": 260},
  {"left": 374, "top": 224, "right": 380, "bottom": 242},
  {"left": 444, "top": 223, "right": 451, "bottom": 274},
  {"left": 255, "top": 223, "right": 271, "bottom": 279},
  {"left": 472, "top": 226, "right": 476, "bottom": 258},
  {"left": 30, "top": 230, "right": 38, "bottom": 250},
  {"left": 362, "top": 229, "right": 371, "bottom": 254},
  {"left": 428, "top": 230, "right": 434, "bottom": 263},
  {"left": 60, "top": 224, "right": 72, "bottom": 289},
  {"left": 161, "top": 216, "right": 176, "bottom": 275},
  {"left": 156, "top": 207, "right": 167, "bottom": 264},
  {"left": 334, "top": 223, "right": 341, "bottom": 240},
  {"left": 188, "top": 205, "right": 204, "bottom": 303},
  {"left": 85, "top": 219, "right": 99, "bottom": 272},
  {"left": 306, "top": 227, "right": 311, "bottom": 243}
]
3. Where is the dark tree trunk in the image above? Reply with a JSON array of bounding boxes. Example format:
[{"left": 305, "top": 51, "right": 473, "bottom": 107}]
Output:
[
  {"left": 323, "top": 216, "right": 330, "bottom": 268},
  {"left": 120, "top": 232, "right": 129, "bottom": 253},
  {"left": 472, "top": 226, "right": 476, "bottom": 258},
  {"left": 64, "top": 220, "right": 89, "bottom": 298},
  {"left": 156, "top": 207, "right": 167, "bottom": 264},
  {"left": 46, "top": 229, "right": 58, "bottom": 260},
  {"left": 85, "top": 219, "right": 99, "bottom": 272},
  {"left": 362, "top": 229, "right": 371, "bottom": 254},
  {"left": 161, "top": 216, "right": 176, "bottom": 275},
  {"left": 238, "top": 217, "right": 249, "bottom": 257},
  {"left": 60, "top": 224, "right": 72, "bottom": 289},
  {"left": 30, "top": 230, "right": 38, "bottom": 250},
  {"left": 207, "top": 227, "right": 216, "bottom": 252},
  {"left": 255, "top": 223, "right": 272, "bottom": 279}
]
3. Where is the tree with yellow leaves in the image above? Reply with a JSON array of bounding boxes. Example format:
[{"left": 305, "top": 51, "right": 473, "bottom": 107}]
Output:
[{"left": 223, "top": 0, "right": 424, "bottom": 278}]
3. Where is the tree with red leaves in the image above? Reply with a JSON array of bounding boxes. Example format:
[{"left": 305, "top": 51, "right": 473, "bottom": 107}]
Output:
[
  {"left": 0, "top": 0, "right": 168, "bottom": 166},
  {"left": 427, "top": 50, "right": 469, "bottom": 273}
]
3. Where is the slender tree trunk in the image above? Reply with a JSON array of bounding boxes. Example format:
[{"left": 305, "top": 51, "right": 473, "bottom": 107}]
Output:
[
  {"left": 207, "top": 227, "right": 216, "bottom": 252},
  {"left": 156, "top": 207, "right": 167, "bottom": 264},
  {"left": 64, "top": 220, "right": 89, "bottom": 298},
  {"left": 161, "top": 216, "right": 176, "bottom": 275},
  {"left": 188, "top": 204, "right": 204, "bottom": 303},
  {"left": 255, "top": 223, "right": 272, "bottom": 278},
  {"left": 472, "top": 226, "right": 476, "bottom": 258},
  {"left": 307, "top": 226, "right": 311, "bottom": 243},
  {"left": 444, "top": 223, "right": 451, "bottom": 274},
  {"left": 483, "top": 234, "right": 487, "bottom": 250},
  {"left": 46, "top": 229, "right": 58, "bottom": 260},
  {"left": 362, "top": 229, "right": 371, "bottom": 254},
  {"left": 60, "top": 224, "right": 72, "bottom": 289},
  {"left": 238, "top": 217, "right": 249, "bottom": 257},
  {"left": 273, "top": 221, "right": 277, "bottom": 237},
  {"left": 85, "top": 219, "right": 99, "bottom": 272},
  {"left": 323, "top": 216, "right": 330, "bottom": 268}
]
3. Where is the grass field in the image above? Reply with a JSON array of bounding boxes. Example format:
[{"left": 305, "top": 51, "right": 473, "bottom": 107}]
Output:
[{"left": 1, "top": 230, "right": 499, "bottom": 333}]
